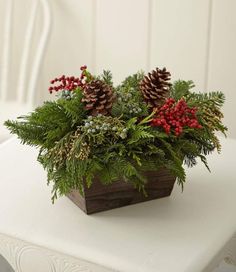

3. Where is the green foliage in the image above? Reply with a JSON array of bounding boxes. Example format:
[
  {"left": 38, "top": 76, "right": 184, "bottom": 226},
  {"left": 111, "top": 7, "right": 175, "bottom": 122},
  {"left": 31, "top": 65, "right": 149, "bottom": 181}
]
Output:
[
  {"left": 5, "top": 101, "right": 71, "bottom": 148},
  {"left": 97, "top": 70, "right": 113, "bottom": 86},
  {"left": 170, "top": 80, "right": 227, "bottom": 153},
  {"left": 5, "top": 88, "right": 86, "bottom": 149},
  {"left": 170, "top": 80, "right": 195, "bottom": 100},
  {"left": 4, "top": 72, "right": 227, "bottom": 202},
  {"left": 57, "top": 88, "right": 86, "bottom": 125},
  {"left": 81, "top": 115, "right": 127, "bottom": 144},
  {"left": 112, "top": 71, "right": 149, "bottom": 119}
]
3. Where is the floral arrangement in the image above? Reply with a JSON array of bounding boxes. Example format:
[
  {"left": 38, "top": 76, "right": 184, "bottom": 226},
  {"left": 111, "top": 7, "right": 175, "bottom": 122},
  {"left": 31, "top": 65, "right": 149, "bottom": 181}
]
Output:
[{"left": 5, "top": 66, "right": 227, "bottom": 202}]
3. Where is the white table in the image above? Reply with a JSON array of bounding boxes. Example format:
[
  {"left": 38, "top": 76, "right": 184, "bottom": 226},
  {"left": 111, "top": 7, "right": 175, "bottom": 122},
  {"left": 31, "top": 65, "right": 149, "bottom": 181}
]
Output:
[{"left": 0, "top": 137, "right": 236, "bottom": 272}]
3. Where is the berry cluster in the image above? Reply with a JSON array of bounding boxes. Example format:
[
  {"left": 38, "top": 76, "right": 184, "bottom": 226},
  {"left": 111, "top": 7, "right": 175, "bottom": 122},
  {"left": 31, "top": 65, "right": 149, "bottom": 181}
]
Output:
[
  {"left": 117, "top": 91, "right": 142, "bottom": 115},
  {"left": 48, "top": 65, "right": 87, "bottom": 93},
  {"left": 82, "top": 115, "right": 128, "bottom": 140},
  {"left": 116, "top": 86, "right": 146, "bottom": 118},
  {"left": 58, "top": 90, "right": 75, "bottom": 100},
  {"left": 151, "top": 98, "right": 202, "bottom": 136}
]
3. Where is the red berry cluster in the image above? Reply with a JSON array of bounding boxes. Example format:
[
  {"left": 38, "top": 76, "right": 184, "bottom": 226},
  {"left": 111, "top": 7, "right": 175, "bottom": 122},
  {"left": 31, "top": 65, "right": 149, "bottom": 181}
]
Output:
[
  {"left": 151, "top": 98, "right": 202, "bottom": 136},
  {"left": 48, "top": 65, "right": 87, "bottom": 93}
]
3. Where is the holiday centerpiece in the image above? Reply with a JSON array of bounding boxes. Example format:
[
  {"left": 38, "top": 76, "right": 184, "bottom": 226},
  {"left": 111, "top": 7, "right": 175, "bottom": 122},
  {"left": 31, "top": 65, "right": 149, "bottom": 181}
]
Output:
[{"left": 5, "top": 66, "right": 227, "bottom": 214}]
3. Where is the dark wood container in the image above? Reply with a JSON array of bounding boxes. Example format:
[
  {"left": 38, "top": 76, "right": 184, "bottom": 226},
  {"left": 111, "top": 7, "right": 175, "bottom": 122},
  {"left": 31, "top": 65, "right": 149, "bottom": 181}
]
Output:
[{"left": 67, "top": 169, "right": 176, "bottom": 214}]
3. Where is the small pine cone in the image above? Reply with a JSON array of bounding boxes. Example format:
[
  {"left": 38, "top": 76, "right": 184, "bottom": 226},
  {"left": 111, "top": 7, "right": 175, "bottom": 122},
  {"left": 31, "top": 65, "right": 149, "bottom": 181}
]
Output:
[
  {"left": 140, "top": 67, "right": 172, "bottom": 109},
  {"left": 82, "top": 79, "right": 115, "bottom": 116}
]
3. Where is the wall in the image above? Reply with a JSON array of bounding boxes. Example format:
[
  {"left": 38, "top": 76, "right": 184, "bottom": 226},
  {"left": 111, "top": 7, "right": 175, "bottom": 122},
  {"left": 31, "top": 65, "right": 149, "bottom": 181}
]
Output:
[{"left": 1, "top": 0, "right": 236, "bottom": 138}]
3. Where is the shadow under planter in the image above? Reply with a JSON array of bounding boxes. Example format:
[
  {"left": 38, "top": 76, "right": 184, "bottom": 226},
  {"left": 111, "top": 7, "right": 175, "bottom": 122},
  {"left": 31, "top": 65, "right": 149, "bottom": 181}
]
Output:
[{"left": 67, "top": 169, "right": 176, "bottom": 214}]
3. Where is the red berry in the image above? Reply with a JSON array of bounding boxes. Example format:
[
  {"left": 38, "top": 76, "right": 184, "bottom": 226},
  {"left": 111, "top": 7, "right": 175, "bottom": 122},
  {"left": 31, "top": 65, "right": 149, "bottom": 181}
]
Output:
[
  {"left": 80, "top": 65, "right": 87, "bottom": 70},
  {"left": 150, "top": 98, "right": 202, "bottom": 136}
]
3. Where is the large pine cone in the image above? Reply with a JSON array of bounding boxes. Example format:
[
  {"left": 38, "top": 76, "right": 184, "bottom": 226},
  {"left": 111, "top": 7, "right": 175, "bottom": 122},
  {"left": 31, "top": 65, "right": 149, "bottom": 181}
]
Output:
[
  {"left": 140, "top": 67, "right": 172, "bottom": 109},
  {"left": 82, "top": 79, "right": 115, "bottom": 116}
]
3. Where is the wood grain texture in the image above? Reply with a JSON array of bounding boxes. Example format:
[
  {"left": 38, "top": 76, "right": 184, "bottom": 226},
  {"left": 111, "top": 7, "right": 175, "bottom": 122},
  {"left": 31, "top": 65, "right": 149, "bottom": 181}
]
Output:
[{"left": 67, "top": 169, "right": 176, "bottom": 214}]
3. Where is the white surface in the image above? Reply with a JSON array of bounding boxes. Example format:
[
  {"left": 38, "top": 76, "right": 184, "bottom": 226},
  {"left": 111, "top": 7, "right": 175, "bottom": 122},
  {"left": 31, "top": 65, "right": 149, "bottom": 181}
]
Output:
[
  {"left": 0, "top": 137, "right": 236, "bottom": 272},
  {"left": 0, "top": 233, "right": 111, "bottom": 272}
]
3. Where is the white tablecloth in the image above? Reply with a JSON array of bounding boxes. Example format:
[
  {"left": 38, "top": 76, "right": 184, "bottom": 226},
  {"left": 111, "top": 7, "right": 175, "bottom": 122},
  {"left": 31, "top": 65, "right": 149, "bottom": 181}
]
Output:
[{"left": 0, "top": 137, "right": 236, "bottom": 272}]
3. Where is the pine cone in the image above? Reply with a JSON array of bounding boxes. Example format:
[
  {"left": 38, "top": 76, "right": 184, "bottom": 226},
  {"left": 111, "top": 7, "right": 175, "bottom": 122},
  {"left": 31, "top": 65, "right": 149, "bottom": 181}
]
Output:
[
  {"left": 82, "top": 79, "right": 115, "bottom": 116},
  {"left": 140, "top": 67, "right": 172, "bottom": 109}
]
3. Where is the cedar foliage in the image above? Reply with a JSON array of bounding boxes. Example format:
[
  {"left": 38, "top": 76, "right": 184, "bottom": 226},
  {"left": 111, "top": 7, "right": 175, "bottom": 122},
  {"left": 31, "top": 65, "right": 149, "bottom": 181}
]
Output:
[{"left": 5, "top": 68, "right": 227, "bottom": 202}]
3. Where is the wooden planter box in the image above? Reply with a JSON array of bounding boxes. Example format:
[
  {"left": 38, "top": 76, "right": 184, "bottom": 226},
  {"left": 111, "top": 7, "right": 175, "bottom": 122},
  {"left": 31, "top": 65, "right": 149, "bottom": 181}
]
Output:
[{"left": 67, "top": 169, "right": 176, "bottom": 214}]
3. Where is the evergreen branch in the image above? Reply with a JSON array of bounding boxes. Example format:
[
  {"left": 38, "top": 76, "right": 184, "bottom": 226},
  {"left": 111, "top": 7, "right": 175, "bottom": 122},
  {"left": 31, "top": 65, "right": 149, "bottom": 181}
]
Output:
[{"left": 170, "top": 80, "right": 195, "bottom": 100}]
